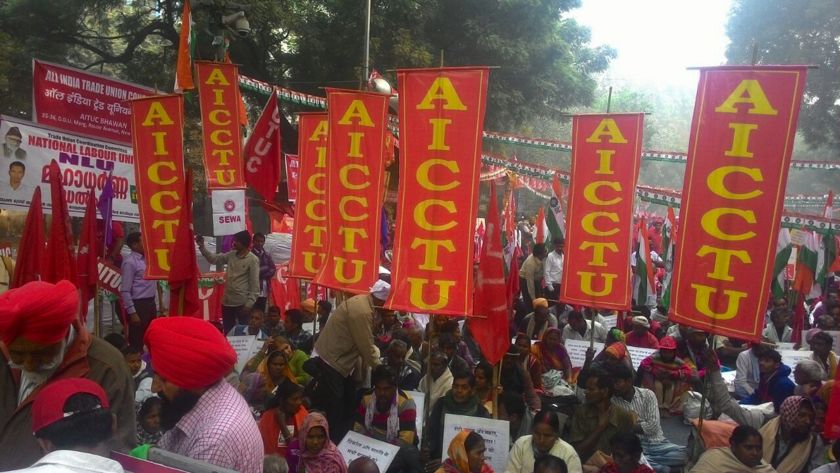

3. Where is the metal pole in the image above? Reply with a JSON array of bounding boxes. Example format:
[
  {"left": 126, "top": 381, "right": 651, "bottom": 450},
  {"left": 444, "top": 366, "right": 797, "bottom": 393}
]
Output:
[
  {"left": 606, "top": 86, "right": 613, "bottom": 113},
  {"left": 363, "top": 0, "right": 372, "bottom": 84}
]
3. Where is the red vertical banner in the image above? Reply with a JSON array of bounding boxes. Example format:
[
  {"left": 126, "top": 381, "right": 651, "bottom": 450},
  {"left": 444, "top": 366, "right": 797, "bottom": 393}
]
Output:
[
  {"left": 386, "top": 67, "right": 489, "bottom": 315},
  {"left": 195, "top": 61, "right": 244, "bottom": 189},
  {"left": 289, "top": 113, "right": 328, "bottom": 279},
  {"left": 311, "top": 91, "right": 389, "bottom": 293},
  {"left": 560, "top": 113, "right": 644, "bottom": 310},
  {"left": 670, "top": 66, "right": 808, "bottom": 341},
  {"left": 285, "top": 154, "right": 300, "bottom": 202},
  {"left": 129, "top": 94, "right": 187, "bottom": 279}
]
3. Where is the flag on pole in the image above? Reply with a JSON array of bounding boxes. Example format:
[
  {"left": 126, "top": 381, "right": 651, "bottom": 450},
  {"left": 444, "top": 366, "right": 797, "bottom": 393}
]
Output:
[
  {"left": 97, "top": 171, "right": 115, "bottom": 247},
  {"left": 535, "top": 207, "right": 546, "bottom": 245},
  {"left": 472, "top": 180, "right": 510, "bottom": 365},
  {"left": 12, "top": 187, "right": 44, "bottom": 288},
  {"left": 772, "top": 228, "right": 794, "bottom": 299},
  {"left": 168, "top": 170, "right": 200, "bottom": 316},
  {"left": 174, "top": 0, "right": 195, "bottom": 92},
  {"left": 44, "top": 160, "right": 77, "bottom": 284},
  {"left": 794, "top": 230, "right": 820, "bottom": 299},
  {"left": 545, "top": 174, "right": 565, "bottom": 241},
  {"left": 506, "top": 245, "right": 522, "bottom": 308},
  {"left": 634, "top": 217, "right": 656, "bottom": 307},
  {"left": 77, "top": 189, "right": 99, "bottom": 322},
  {"left": 659, "top": 208, "right": 677, "bottom": 311}
]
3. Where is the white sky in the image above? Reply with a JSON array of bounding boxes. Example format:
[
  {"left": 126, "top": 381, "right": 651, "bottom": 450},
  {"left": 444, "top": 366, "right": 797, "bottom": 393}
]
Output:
[{"left": 568, "top": 0, "right": 734, "bottom": 89}]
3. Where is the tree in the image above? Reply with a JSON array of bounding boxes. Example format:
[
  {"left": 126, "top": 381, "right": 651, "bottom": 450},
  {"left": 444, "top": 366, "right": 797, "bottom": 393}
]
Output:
[{"left": 726, "top": 0, "right": 840, "bottom": 150}]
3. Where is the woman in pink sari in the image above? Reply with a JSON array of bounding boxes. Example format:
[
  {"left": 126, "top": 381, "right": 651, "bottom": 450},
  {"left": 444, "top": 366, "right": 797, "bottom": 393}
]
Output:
[{"left": 287, "top": 412, "right": 347, "bottom": 473}]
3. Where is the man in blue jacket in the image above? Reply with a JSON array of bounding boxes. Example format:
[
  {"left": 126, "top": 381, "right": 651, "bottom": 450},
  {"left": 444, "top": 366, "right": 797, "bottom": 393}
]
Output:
[{"left": 741, "top": 349, "right": 795, "bottom": 412}]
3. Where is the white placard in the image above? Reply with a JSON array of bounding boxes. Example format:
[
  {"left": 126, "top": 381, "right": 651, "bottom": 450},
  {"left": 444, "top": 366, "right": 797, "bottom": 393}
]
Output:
[
  {"left": 780, "top": 349, "right": 813, "bottom": 381},
  {"left": 227, "top": 335, "right": 259, "bottom": 373},
  {"left": 565, "top": 339, "right": 604, "bottom": 368},
  {"left": 211, "top": 189, "right": 247, "bottom": 236},
  {"left": 337, "top": 431, "right": 399, "bottom": 473},
  {"left": 0, "top": 117, "right": 139, "bottom": 221},
  {"left": 627, "top": 346, "right": 658, "bottom": 371},
  {"left": 721, "top": 370, "right": 737, "bottom": 392},
  {"left": 775, "top": 342, "right": 796, "bottom": 350},
  {"left": 406, "top": 390, "right": 425, "bottom": 445},
  {"left": 441, "top": 414, "right": 510, "bottom": 473},
  {"left": 602, "top": 315, "right": 618, "bottom": 329}
]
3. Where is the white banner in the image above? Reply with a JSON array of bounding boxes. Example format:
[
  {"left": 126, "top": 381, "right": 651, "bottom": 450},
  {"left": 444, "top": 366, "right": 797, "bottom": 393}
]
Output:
[
  {"left": 406, "top": 390, "right": 426, "bottom": 444},
  {"left": 337, "top": 431, "right": 399, "bottom": 473},
  {"left": 212, "top": 189, "right": 247, "bottom": 235},
  {"left": 0, "top": 116, "right": 138, "bottom": 221},
  {"left": 227, "top": 335, "right": 260, "bottom": 373}
]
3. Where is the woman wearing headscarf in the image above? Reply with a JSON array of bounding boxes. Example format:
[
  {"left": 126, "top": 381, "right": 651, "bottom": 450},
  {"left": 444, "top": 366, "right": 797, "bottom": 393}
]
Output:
[
  {"left": 241, "top": 350, "right": 296, "bottom": 409},
  {"left": 288, "top": 412, "right": 348, "bottom": 473},
  {"left": 529, "top": 328, "right": 573, "bottom": 391},
  {"left": 638, "top": 336, "right": 696, "bottom": 415},
  {"left": 259, "top": 380, "right": 309, "bottom": 457},
  {"left": 437, "top": 430, "right": 493, "bottom": 473}
]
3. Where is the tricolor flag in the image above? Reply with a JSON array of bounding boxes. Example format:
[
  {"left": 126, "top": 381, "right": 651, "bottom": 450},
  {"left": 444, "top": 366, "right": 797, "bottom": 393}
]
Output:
[
  {"left": 794, "top": 230, "right": 821, "bottom": 299},
  {"left": 545, "top": 174, "right": 565, "bottom": 242},
  {"left": 174, "top": 0, "right": 195, "bottom": 92},
  {"left": 772, "top": 228, "right": 794, "bottom": 299},
  {"left": 535, "top": 207, "right": 546, "bottom": 245},
  {"left": 660, "top": 208, "right": 677, "bottom": 310},
  {"left": 634, "top": 217, "right": 656, "bottom": 306}
]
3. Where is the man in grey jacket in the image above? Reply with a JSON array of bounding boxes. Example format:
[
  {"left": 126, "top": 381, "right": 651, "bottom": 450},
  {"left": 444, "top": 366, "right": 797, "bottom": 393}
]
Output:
[{"left": 196, "top": 230, "right": 259, "bottom": 332}]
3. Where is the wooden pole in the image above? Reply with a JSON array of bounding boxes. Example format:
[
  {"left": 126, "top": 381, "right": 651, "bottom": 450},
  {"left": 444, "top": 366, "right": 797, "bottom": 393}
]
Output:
[
  {"left": 93, "top": 284, "right": 101, "bottom": 337},
  {"left": 606, "top": 86, "right": 613, "bottom": 113},
  {"left": 421, "top": 318, "right": 435, "bottom": 448},
  {"left": 157, "top": 282, "right": 164, "bottom": 315},
  {"left": 177, "top": 287, "right": 185, "bottom": 315},
  {"left": 492, "top": 362, "right": 500, "bottom": 419}
]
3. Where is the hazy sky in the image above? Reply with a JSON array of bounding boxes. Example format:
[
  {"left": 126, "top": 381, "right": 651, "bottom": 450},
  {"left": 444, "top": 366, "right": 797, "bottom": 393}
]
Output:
[{"left": 569, "top": 0, "right": 734, "bottom": 89}]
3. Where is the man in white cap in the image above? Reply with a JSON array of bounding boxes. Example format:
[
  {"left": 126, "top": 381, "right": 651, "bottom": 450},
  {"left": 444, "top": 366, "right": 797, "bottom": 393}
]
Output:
[{"left": 309, "top": 279, "right": 390, "bottom": 441}]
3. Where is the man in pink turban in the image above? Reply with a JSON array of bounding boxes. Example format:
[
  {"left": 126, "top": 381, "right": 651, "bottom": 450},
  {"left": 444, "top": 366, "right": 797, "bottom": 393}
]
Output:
[
  {"left": 0, "top": 280, "right": 136, "bottom": 470},
  {"left": 144, "top": 316, "right": 263, "bottom": 472}
]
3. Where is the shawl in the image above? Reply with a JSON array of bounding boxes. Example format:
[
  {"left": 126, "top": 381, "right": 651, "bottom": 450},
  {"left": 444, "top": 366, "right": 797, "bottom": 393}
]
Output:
[
  {"left": 421, "top": 367, "right": 454, "bottom": 409},
  {"left": 258, "top": 351, "right": 296, "bottom": 396},
  {"left": 442, "top": 391, "right": 482, "bottom": 418},
  {"left": 531, "top": 328, "right": 571, "bottom": 372},
  {"left": 436, "top": 430, "right": 494, "bottom": 473},
  {"left": 759, "top": 415, "right": 816, "bottom": 473},
  {"left": 298, "top": 412, "right": 347, "bottom": 473},
  {"left": 690, "top": 447, "right": 777, "bottom": 473},
  {"left": 638, "top": 352, "right": 692, "bottom": 380}
]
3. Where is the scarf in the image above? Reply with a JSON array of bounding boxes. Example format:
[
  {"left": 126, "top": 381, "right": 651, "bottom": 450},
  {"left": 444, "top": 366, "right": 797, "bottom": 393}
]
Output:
[
  {"left": 438, "top": 430, "right": 493, "bottom": 473},
  {"left": 365, "top": 392, "right": 399, "bottom": 444},
  {"left": 690, "top": 447, "right": 776, "bottom": 473},
  {"left": 531, "top": 327, "right": 570, "bottom": 372},
  {"left": 257, "top": 350, "right": 295, "bottom": 395},
  {"left": 442, "top": 391, "right": 481, "bottom": 418},
  {"left": 422, "top": 367, "right": 454, "bottom": 408},
  {"left": 299, "top": 412, "right": 347, "bottom": 473}
]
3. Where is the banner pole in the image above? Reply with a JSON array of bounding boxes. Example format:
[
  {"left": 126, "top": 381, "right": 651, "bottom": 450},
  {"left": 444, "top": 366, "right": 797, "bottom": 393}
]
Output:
[
  {"left": 177, "top": 286, "right": 185, "bottom": 315},
  {"left": 492, "top": 362, "right": 500, "bottom": 419},
  {"left": 93, "top": 284, "right": 101, "bottom": 337},
  {"left": 589, "top": 307, "right": 595, "bottom": 350},
  {"left": 421, "top": 317, "right": 435, "bottom": 449}
]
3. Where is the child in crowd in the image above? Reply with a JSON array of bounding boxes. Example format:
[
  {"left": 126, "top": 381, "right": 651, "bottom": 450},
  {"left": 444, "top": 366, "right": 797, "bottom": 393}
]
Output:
[{"left": 136, "top": 396, "right": 162, "bottom": 445}]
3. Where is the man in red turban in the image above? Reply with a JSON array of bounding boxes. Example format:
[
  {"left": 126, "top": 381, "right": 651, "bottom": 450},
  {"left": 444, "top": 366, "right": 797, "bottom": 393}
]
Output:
[
  {"left": 144, "top": 316, "right": 263, "bottom": 472},
  {"left": 0, "top": 280, "right": 136, "bottom": 470}
]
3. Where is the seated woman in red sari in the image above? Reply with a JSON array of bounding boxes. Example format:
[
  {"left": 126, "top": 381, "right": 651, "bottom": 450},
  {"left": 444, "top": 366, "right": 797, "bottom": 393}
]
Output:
[
  {"left": 258, "top": 380, "right": 309, "bottom": 458},
  {"left": 637, "top": 336, "right": 696, "bottom": 416},
  {"left": 529, "top": 328, "right": 573, "bottom": 394}
]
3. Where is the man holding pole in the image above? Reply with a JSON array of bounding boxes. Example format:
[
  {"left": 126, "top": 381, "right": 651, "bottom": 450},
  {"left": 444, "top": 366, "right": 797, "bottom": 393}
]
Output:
[{"left": 195, "top": 230, "right": 260, "bottom": 333}]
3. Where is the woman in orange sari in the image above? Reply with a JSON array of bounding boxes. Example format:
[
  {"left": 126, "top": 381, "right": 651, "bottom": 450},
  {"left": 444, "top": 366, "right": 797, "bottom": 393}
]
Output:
[
  {"left": 529, "top": 327, "right": 573, "bottom": 391},
  {"left": 258, "top": 380, "right": 309, "bottom": 457}
]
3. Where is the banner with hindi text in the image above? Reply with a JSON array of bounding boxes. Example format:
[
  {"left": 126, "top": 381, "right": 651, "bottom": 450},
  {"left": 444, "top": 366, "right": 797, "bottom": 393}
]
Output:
[
  {"left": 386, "top": 67, "right": 489, "bottom": 315},
  {"left": 670, "top": 66, "right": 808, "bottom": 341},
  {"left": 312, "top": 91, "right": 388, "bottom": 293},
  {"left": 195, "top": 61, "right": 244, "bottom": 189},
  {"left": 129, "top": 94, "right": 187, "bottom": 279},
  {"left": 560, "top": 113, "right": 644, "bottom": 310},
  {"left": 288, "top": 114, "right": 327, "bottom": 279}
]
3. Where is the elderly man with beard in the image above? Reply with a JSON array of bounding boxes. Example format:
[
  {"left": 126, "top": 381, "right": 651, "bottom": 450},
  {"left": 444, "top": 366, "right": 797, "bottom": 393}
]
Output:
[
  {"left": 704, "top": 349, "right": 819, "bottom": 473},
  {"left": 144, "top": 317, "right": 263, "bottom": 471},
  {"left": 0, "top": 280, "right": 135, "bottom": 470}
]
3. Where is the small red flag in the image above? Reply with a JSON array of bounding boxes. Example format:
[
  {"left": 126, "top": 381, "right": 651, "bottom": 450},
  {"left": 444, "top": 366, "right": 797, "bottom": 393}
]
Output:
[
  {"left": 168, "top": 171, "right": 200, "bottom": 316},
  {"left": 242, "top": 93, "right": 282, "bottom": 201},
  {"left": 506, "top": 245, "right": 522, "bottom": 311},
  {"left": 823, "top": 355, "right": 840, "bottom": 439},
  {"left": 44, "top": 160, "right": 77, "bottom": 284},
  {"left": 12, "top": 187, "right": 45, "bottom": 288},
  {"left": 76, "top": 189, "right": 99, "bottom": 322},
  {"left": 471, "top": 181, "right": 511, "bottom": 365}
]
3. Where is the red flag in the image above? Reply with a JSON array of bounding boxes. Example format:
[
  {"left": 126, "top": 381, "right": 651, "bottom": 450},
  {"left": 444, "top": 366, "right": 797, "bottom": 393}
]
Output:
[
  {"left": 242, "top": 93, "right": 282, "bottom": 201},
  {"left": 76, "top": 189, "right": 99, "bottom": 322},
  {"left": 168, "top": 171, "right": 200, "bottom": 316},
  {"left": 12, "top": 187, "right": 45, "bottom": 288},
  {"left": 472, "top": 181, "right": 511, "bottom": 364},
  {"left": 44, "top": 160, "right": 77, "bottom": 284},
  {"left": 824, "top": 351, "right": 840, "bottom": 439},
  {"left": 506, "top": 245, "right": 523, "bottom": 310},
  {"left": 535, "top": 207, "right": 546, "bottom": 244}
]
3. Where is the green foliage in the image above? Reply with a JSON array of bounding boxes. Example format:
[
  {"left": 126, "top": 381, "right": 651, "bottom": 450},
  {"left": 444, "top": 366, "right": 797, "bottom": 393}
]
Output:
[{"left": 726, "top": 0, "right": 840, "bottom": 150}]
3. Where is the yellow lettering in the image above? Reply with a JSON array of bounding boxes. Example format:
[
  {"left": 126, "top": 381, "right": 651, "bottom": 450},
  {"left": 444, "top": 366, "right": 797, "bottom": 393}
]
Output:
[
  {"left": 428, "top": 118, "right": 453, "bottom": 151},
  {"left": 583, "top": 181, "right": 622, "bottom": 206},
  {"left": 595, "top": 149, "right": 616, "bottom": 175},
  {"left": 141, "top": 102, "right": 174, "bottom": 126},
  {"left": 347, "top": 132, "right": 365, "bottom": 158},
  {"left": 714, "top": 80, "right": 778, "bottom": 116},
  {"left": 301, "top": 251, "right": 324, "bottom": 274},
  {"left": 309, "top": 120, "right": 328, "bottom": 141},
  {"left": 152, "top": 220, "right": 178, "bottom": 243},
  {"left": 577, "top": 272, "right": 618, "bottom": 297},
  {"left": 581, "top": 212, "right": 620, "bottom": 237},
  {"left": 339, "top": 196, "right": 369, "bottom": 222},
  {"left": 304, "top": 199, "right": 326, "bottom": 222},
  {"left": 691, "top": 284, "right": 748, "bottom": 320},
  {"left": 696, "top": 245, "right": 752, "bottom": 282},
  {"left": 414, "top": 199, "right": 457, "bottom": 231},
  {"left": 724, "top": 123, "right": 759, "bottom": 158},
  {"left": 208, "top": 109, "right": 231, "bottom": 126},
  {"left": 585, "top": 119, "right": 628, "bottom": 143},
  {"left": 339, "top": 164, "right": 370, "bottom": 190},
  {"left": 334, "top": 257, "right": 366, "bottom": 284},
  {"left": 339, "top": 227, "right": 367, "bottom": 253},
  {"left": 303, "top": 225, "right": 327, "bottom": 248},
  {"left": 315, "top": 146, "right": 328, "bottom": 168},
  {"left": 151, "top": 132, "right": 168, "bottom": 156},
  {"left": 213, "top": 170, "right": 236, "bottom": 186},
  {"left": 212, "top": 89, "right": 224, "bottom": 106},
  {"left": 150, "top": 191, "right": 180, "bottom": 215},
  {"left": 211, "top": 149, "right": 233, "bottom": 166},
  {"left": 148, "top": 162, "right": 177, "bottom": 185},
  {"left": 417, "top": 159, "right": 460, "bottom": 192},
  {"left": 407, "top": 277, "right": 457, "bottom": 310},
  {"left": 210, "top": 129, "right": 233, "bottom": 147},
  {"left": 579, "top": 241, "right": 618, "bottom": 267},
  {"left": 411, "top": 238, "right": 456, "bottom": 271},
  {"left": 307, "top": 173, "right": 326, "bottom": 195},
  {"left": 700, "top": 208, "right": 757, "bottom": 241},
  {"left": 416, "top": 78, "right": 467, "bottom": 111},
  {"left": 706, "top": 166, "right": 764, "bottom": 200},
  {"left": 153, "top": 249, "right": 171, "bottom": 271},
  {"left": 204, "top": 68, "right": 230, "bottom": 85},
  {"left": 337, "top": 100, "right": 374, "bottom": 127}
]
